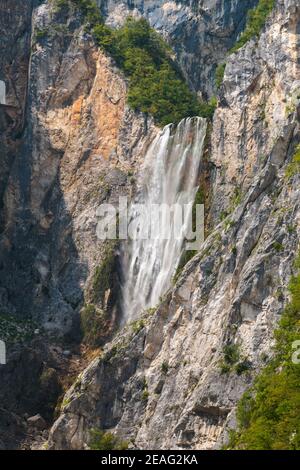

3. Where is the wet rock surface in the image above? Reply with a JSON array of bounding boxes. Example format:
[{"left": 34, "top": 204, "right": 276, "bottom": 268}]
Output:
[
  {"left": 48, "top": 0, "right": 300, "bottom": 450},
  {"left": 0, "top": 0, "right": 299, "bottom": 450}
]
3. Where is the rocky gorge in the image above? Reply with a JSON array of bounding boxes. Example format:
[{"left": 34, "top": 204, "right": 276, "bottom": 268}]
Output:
[{"left": 0, "top": 0, "right": 299, "bottom": 451}]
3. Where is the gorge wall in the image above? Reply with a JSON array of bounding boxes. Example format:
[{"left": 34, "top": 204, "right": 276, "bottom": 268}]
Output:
[
  {"left": 97, "top": 0, "right": 259, "bottom": 97},
  {"left": 0, "top": 0, "right": 299, "bottom": 450}
]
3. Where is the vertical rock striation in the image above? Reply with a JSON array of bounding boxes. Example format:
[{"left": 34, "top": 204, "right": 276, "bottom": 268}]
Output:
[
  {"left": 0, "top": 0, "right": 299, "bottom": 451},
  {"left": 97, "top": 0, "right": 259, "bottom": 96},
  {"left": 48, "top": 0, "right": 300, "bottom": 450}
]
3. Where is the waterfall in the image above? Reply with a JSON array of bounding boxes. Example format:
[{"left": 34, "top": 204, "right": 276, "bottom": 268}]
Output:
[{"left": 121, "top": 116, "right": 207, "bottom": 323}]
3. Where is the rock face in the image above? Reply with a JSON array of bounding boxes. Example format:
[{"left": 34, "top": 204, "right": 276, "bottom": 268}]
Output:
[
  {"left": 97, "top": 0, "right": 259, "bottom": 97},
  {"left": 48, "top": 0, "right": 300, "bottom": 450},
  {"left": 0, "top": 0, "right": 157, "bottom": 447},
  {"left": 0, "top": 0, "right": 33, "bottom": 230},
  {"left": 0, "top": 1, "right": 157, "bottom": 336},
  {"left": 0, "top": 0, "right": 299, "bottom": 451}
]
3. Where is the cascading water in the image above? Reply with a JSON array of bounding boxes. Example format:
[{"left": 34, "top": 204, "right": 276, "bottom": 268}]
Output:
[{"left": 121, "top": 117, "right": 207, "bottom": 323}]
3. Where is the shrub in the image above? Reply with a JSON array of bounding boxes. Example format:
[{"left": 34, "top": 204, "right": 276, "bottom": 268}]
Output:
[
  {"left": 230, "top": 0, "right": 275, "bottom": 53},
  {"left": 230, "top": 187, "right": 243, "bottom": 210},
  {"left": 219, "top": 343, "right": 252, "bottom": 375},
  {"left": 273, "top": 241, "right": 284, "bottom": 253},
  {"left": 114, "top": 20, "right": 211, "bottom": 126},
  {"left": 0, "top": 313, "right": 37, "bottom": 344},
  {"left": 92, "top": 23, "right": 114, "bottom": 49},
  {"left": 89, "top": 14, "right": 216, "bottom": 124},
  {"left": 73, "top": 0, "right": 102, "bottom": 27},
  {"left": 80, "top": 303, "right": 106, "bottom": 347},
  {"left": 228, "top": 251, "right": 300, "bottom": 449},
  {"left": 131, "top": 319, "right": 145, "bottom": 334},
  {"left": 91, "top": 243, "right": 117, "bottom": 304},
  {"left": 55, "top": 4, "right": 217, "bottom": 125},
  {"left": 141, "top": 378, "right": 149, "bottom": 400},
  {"left": 55, "top": 0, "right": 69, "bottom": 9},
  {"left": 215, "top": 63, "right": 226, "bottom": 88},
  {"left": 89, "top": 429, "right": 128, "bottom": 450},
  {"left": 141, "top": 389, "right": 149, "bottom": 400},
  {"left": 235, "top": 360, "right": 252, "bottom": 376},
  {"left": 285, "top": 144, "right": 300, "bottom": 179},
  {"left": 231, "top": 246, "right": 237, "bottom": 256},
  {"left": 223, "top": 343, "right": 240, "bottom": 366},
  {"left": 35, "top": 28, "right": 49, "bottom": 41}
]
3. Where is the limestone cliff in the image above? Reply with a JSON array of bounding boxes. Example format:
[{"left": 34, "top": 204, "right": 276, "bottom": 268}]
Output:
[
  {"left": 0, "top": 0, "right": 157, "bottom": 448},
  {"left": 0, "top": 1, "right": 157, "bottom": 336},
  {"left": 97, "top": 0, "right": 259, "bottom": 97},
  {"left": 48, "top": 0, "right": 300, "bottom": 450},
  {"left": 0, "top": 0, "right": 299, "bottom": 451}
]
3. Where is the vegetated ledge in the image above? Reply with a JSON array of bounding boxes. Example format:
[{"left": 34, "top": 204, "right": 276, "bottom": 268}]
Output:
[
  {"left": 214, "top": 0, "right": 275, "bottom": 89},
  {"left": 226, "top": 250, "right": 300, "bottom": 450},
  {"left": 52, "top": 0, "right": 216, "bottom": 126},
  {"left": 230, "top": 0, "right": 275, "bottom": 53}
]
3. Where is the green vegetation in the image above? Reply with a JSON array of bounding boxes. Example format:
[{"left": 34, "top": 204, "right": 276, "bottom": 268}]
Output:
[
  {"left": 80, "top": 303, "right": 106, "bottom": 347},
  {"left": 89, "top": 429, "right": 128, "bottom": 450},
  {"left": 215, "top": 63, "right": 226, "bottom": 88},
  {"left": 220, "top": 343, "right": 252, "bottom": 376},
  {"left": 220, "top": 210, "right": 229, "bottom": 222},
  {"left": 61, "top": 396, "right": 71, "bottom": 409},
  {"left": 285, "top": 144, "right": 300, "bottom": 179},
  {"left": 35, "top": 27, "right": 49, "bottom": 41},
  {"left": 173, "top": 250, "right": 197, "bottom": 284},
  {"left": 141, "top": 377, "right": 149, "bottom": 401},
  {"left": 141, "top": 389, "right": 149, "bottom": 400},
  {"left": 94, "top": 17, "right": 216, "bottom": 125},
  {"left": 55, "top": 0, "right": 102, "bottom": 26},
  {"left": 230, "top": 187, "right": 243, "bottom": 210},
  {"left": 0, "top": 313, "right": 37, "bottom": 344},
  {"left": 227, "top": 251, "right": 300, "bottom": 449},
  {"left": 54, "top": 0, "right": 69, "bottom": 10},
  {"left": 55, "top": 1, "right": 216, "bottom": 126},
  {"left": 230, "top": 0, "right": 275, "bottom": 53},
  {"left": 161, "top": 362, "right": 169, "bottom": 374},
  {"left": 273, "top": 241, "right": 284, "bottom": 253},
  {"left": 224, "top": 218, "right": 235, "bottom": 232},
  {"left": 220, "top": 343, "right": 240, "bottom": 374},
  {"left": 131, "top": 318, "right": 145, "bottom": 334},
  {"left": 91, "top": 242, "right": 117, "bottom": 304}
]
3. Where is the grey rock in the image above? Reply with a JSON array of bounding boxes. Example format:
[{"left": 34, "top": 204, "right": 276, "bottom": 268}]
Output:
[
  {"left": 97, "top": 0, "right": 258, "bottom": 97},
  {"left": 27, "top": 414, "right": 47, "bottom": 431},
  {"left": 48, "top": 0, "right": 300, "bottom": 450}
]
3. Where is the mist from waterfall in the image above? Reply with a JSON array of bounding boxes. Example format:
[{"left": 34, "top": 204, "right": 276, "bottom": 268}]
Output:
[{"left": 121, "top": 117, "right": 207, "bottom": 323}]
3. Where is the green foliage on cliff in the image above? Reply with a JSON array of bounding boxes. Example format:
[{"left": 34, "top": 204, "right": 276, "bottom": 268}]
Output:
[
  {"left": 0, "top": 313, "right": 37, "bottom": 344},
  {"left": 89, "top": 429, "right": 128, "bottom": 450},
  {"left": 285, "top": 145, "right": 300, "bottom": 179},
  {"left": 55, "top": 1, "right": 216, "bottom": 125},
  {"left": 91, "top": 243, "right": 117, "bottom": 304},
  {"left": 80, "top": 304, "right": 106, "bottom": 347},
  {"left": 228, "top": 251, "right": 300, "bottom": 450},
  {"left": 230, "top": 0, "right": 275, "bottom": 52},
  {"left": 56, "top": 0, "right": 102, "bottom": 26},
  {"left": 215, "top": 63, "right": 226, "bottom": 88},
  {"left": 94, "top": 17, "right": 216, "bottom": 125},
  {"left": 219, "top": 343, "right": 252, "bottom": 375},
  {"left": 35, "top": 27, "right": 49, "bottom": 41}
]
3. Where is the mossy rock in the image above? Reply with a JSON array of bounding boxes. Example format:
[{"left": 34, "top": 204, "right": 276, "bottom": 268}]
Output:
[
  {"left": 0, "top": 313, "right": 37, "bottom": 345},
  {"left": 80, "top": 303, "right": 107, "bottom": 347}
]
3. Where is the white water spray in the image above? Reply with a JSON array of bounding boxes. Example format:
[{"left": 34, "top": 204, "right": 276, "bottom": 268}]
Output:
[{"left": 121, "top": 117, "right": 207, "bottom": 323}]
